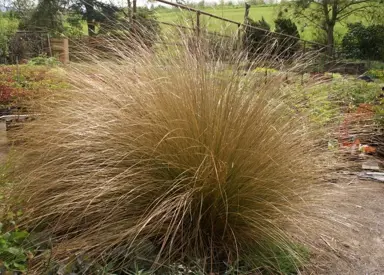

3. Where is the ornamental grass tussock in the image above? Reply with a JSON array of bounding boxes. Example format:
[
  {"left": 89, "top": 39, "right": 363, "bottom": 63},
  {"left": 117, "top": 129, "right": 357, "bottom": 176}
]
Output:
[{"left": 5, "top": 34, "right": 334, "bottom": 274}]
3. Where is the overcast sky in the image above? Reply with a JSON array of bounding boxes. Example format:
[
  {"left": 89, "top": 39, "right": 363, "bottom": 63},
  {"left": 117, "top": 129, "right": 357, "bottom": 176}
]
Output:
[
  {"left": 131, "top": 0, "right": 280, "bottom": 8},
  {"left": 0, "top": 0, "right": 280, "bottom": 11}
]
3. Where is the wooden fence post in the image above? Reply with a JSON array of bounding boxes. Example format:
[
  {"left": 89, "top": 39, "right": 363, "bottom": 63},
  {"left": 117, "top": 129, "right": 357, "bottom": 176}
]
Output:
[
  {"left": 16, "top": 56, "right": 20, "bottom": 83},
  {"left": 244, "top": 3, "right": 250, "bottom": 25},
  {"left": 301, "top": 41, "right": 307, "bottom": 85},
  {"left": 47, "top": 33, "right": 52, "bottom": 57},
  {"left": 50, "top": 38, "right": 69, "bottom": 64},
  {"left": 196, "top": 11, "right": 201, "bottom": 38},
  {"left": 243, "top": 3, "right": 250, "bottom": 59},
  {"left": 265, "top": 68, "right": 267, "bottom": 84},
  {"left": 237, "top": 23, "right": 242, "bottom": 51}
]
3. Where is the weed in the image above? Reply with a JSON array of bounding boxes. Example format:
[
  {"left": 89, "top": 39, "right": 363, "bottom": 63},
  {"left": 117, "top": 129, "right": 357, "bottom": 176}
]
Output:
[
  {"left": 0, "top": 211, "right": 32, "bottom": 273},
  {"left": 368, "top": 69, "right": 384, "bottom": 81},
  {"left": 27, "top": 54, "right": 61, "bottom": 66}
]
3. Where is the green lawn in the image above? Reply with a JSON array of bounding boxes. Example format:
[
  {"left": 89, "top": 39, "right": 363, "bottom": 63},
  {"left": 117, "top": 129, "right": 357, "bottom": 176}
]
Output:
[{"left": 155, "top": 4, "right": 364, "bottom": 43}]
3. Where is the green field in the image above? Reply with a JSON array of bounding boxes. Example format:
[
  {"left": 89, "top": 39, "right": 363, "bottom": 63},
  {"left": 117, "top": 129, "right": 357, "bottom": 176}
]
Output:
[
  {"left": 155, "top": 5, "right": 277, "bottom": 29},
  {"left": 155, "top": 4, "right": 363, "bottom": 43}
]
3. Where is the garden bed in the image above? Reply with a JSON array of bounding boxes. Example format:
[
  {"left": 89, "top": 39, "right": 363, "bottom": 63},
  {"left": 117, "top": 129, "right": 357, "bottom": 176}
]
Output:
[{"left": 0, "top": 62, "right": 383, "bottom": 274}]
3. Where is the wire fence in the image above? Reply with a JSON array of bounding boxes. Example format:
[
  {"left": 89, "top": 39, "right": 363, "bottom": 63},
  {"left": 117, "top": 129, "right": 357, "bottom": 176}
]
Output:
[
  {"left": 155, "top": 0, "right": 325, "bottom": 48},
  {"left": 150, "top": 0, "right": 368, "bottom": 75},
  {"left": 0, "top": 1, "right": 368, "bottom": 75}
]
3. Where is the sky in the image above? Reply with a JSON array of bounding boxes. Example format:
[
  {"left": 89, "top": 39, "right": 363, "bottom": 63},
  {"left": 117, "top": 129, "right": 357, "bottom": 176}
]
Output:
[
  {"left": 123, "top": 0, "right": 280, "bottom": 8},
  {"left": 0, "top": 0, "right": 281, "bottom": 11}
]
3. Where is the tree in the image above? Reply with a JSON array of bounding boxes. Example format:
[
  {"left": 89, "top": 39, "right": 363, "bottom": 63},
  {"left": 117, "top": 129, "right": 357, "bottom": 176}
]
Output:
[
  {"left": 0, "top": 0, "right": 13, "bottom": 11},
  {"left": 13, "top": 0, "right": 122, "bottom": 36},
  {"left": 11, "top": 0, "right": 34, "bottom": 17},
  {"left": 27, "top": 0, "right": 65, "bottom": 34},
  {"left": 285, "top": 0, "right": 384, "bottom": 56},
  {"left": 70, "top": 0, "right": 122, "bottom": 36},
  {"left": 367, "top": 4, "right": 384, "bottom": 25},
  {"left": 10, "top": 0, "right": 34, "bottom": 28},
  {"left": 132, "top": 0, "right": 136, "bottom": 20},
  {"left": 127, "top": 0, "right": 132, "bottom": 22}
]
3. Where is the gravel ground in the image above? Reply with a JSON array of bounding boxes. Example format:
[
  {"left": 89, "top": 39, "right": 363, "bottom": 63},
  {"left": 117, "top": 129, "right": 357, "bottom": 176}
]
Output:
[{"left": 307, "top": 157, "right": 384, "bottom": 275}]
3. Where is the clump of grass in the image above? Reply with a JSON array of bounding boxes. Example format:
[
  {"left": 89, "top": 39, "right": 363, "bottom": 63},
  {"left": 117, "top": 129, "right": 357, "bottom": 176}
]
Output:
[{"left": 6, "top": 36, "right": 325, "bottom": 273}]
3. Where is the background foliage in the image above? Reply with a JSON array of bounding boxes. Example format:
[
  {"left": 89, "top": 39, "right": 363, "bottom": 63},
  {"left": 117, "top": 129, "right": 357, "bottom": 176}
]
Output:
[{"left": 342, "top": 23, "right": 384, "bottom": 61}]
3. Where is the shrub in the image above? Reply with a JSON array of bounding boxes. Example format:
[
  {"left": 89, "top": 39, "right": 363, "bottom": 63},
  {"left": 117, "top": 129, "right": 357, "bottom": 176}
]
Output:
[
  {"left": 0, "top": 15, "right": 19, "bottom": 60},
  {"left": 368, "top": 69, "right": 384, "bottom": 81},
  {"left": 274, "top": 18, "right": 300, "bottom": 58},
  {"left": 27, "top": 55, "right": 60, "bottom": 66},
  {"left": 243, "top": 17, "right": 271, "bottom": 58},
  {"left": 7, "top": 41, "right": 323, "bottom": 273},
  {"left": 129, "top": 7, "right": 160, "bottom": 47},
  {"left": 63, "top": 13, "right": 84, "bottom": 38},
  {"left": 342, "top": 23, "right": 384, "bottom": 61}
]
